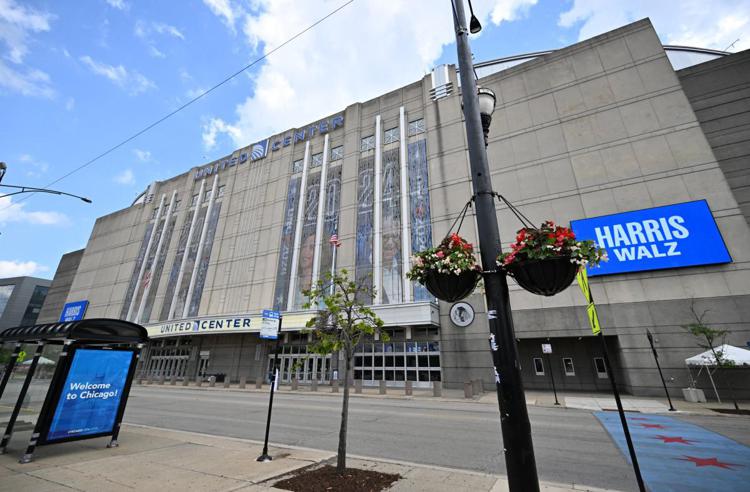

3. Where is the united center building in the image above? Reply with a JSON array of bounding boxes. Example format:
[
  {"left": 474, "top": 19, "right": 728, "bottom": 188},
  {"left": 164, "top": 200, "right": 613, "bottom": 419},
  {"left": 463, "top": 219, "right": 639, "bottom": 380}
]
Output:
[{"left": 40, "top": 20, "right": 750, "bottom": 397}]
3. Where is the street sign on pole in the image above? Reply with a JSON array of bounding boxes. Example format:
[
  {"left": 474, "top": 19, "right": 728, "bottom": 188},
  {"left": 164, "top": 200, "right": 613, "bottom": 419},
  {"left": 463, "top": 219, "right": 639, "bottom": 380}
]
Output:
[
  {"left": 257, "top": 312, "right": 282, "bottom": 462},
  {"left": 260, "top": 310, "right": 280, "bottom": 340}
]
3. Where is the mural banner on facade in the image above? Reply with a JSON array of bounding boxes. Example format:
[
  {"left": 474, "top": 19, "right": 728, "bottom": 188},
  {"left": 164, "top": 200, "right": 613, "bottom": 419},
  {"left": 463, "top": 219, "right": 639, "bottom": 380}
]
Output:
[
  {"left": 294, "top": 172, "right": 321, "bottom": 308},
  {"left": 171, "top": 207, "right": 207, "bottom": 317},
  {"left": 119, "top": 222, "right": 154, "bottom": 319},
  {"left": 159, "top": 210, "right": 195, "bottom": 320},
  {"left": 187, "top": 202, "right": 222, "bottom": 317},
  {"left": 355, "top": 156, "right": 375, "bottom": 303},
  {"left": 140, "top": 216, "right": 176, "bottom": 323},
  {"left": 408, "top": 139, "right": 433, "bottom": 301},
  {"left": 273, "top": 176, "right": 301, "bottom": 310},
  {"left": 382, "top": 148, "right": 403, "bottom": 304},
  {"left": 318, "top": 166, "right": 342, "bottom": 283}
]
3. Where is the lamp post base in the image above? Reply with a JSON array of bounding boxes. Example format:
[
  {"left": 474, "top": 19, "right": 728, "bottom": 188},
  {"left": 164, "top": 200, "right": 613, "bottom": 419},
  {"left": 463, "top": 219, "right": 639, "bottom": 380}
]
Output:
[{"left": 256, "top": 454, "right": 273, "bottom": 462}]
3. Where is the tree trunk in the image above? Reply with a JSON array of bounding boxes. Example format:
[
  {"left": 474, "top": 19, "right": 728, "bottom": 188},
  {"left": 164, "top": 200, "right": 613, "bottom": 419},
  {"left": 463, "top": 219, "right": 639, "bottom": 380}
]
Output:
[{"left": 337, "top": 349, "right": 351, "bottom": 474}]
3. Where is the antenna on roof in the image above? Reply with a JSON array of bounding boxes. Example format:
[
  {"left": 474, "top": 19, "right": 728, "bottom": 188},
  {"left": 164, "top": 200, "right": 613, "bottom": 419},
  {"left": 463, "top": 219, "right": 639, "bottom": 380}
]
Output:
[{"left": 723, "top": 38, "right": 740, "bottom": 52}]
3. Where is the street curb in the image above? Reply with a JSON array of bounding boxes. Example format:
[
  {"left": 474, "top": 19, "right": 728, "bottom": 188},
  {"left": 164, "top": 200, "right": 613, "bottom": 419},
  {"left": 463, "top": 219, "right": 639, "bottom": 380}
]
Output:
[
  {"left": 122, "top": 423, "right": 624, "bottom": 492},
  {"left": 131, "top": 382, "right": 487, "bottom": 404}
]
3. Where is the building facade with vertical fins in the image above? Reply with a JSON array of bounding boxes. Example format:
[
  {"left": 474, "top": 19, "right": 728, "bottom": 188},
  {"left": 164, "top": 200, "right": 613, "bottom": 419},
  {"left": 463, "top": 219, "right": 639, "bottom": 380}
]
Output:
[{"left": 42, "top": 19, "right": 750, "bottom": 398}]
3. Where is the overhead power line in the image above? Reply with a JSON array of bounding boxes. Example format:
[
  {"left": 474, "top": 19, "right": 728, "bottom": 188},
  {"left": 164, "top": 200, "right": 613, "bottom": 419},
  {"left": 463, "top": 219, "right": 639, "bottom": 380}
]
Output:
[{"left": 7, "top": 0, "right": 354, "bottom": 209}]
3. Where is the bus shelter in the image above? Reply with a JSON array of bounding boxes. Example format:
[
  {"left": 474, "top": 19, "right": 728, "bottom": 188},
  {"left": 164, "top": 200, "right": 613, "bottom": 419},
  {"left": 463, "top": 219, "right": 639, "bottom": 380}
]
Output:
[{"left": 0, "top": 318, "right": 147, "bottom": 463}]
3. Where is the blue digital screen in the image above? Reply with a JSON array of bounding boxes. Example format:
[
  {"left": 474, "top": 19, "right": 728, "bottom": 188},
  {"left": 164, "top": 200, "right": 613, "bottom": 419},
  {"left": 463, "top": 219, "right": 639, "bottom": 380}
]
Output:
[
  {"left": 59, "top": 300, "right": 89, "bottom": 322},
  {"left": 570, "top": 200, "right": 731, "bottom": 277},
  {"left": 46, "top": 349, "right": 134, "bottom": 442}
]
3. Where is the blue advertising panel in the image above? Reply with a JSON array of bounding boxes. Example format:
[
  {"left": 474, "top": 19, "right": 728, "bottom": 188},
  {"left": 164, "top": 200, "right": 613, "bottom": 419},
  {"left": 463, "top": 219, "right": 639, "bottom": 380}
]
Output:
[
  {"left": 45, "top": 349, "right": 135, "bottom": 442},
  {"left": 570, "top": 200, "right": 731, "bottom": 277},
  {"left": 59, "top": 300, "right": 89, "bottom": 322}
]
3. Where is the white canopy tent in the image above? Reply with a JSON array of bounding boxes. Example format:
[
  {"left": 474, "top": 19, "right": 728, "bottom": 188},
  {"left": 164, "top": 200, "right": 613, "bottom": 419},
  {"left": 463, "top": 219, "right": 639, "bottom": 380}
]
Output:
[
  {"left": 21, "top": 356, "right": 55, "bottom": 366},
  {"left": 685, "top": 344, "right": 750, "bottom": 402}
]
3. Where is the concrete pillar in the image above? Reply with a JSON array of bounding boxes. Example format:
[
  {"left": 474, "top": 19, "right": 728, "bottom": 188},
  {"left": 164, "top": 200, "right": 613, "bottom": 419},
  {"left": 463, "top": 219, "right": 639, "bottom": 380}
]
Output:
[
  {"left": 291, "top": 378, "right": 299, "bottom": 391},
  {"left": 355, "top": 379, "right": 362, "bottom": 394},
  {"left": 146, "top": 375, "right": 153, "bottom": 385},
  {"left": 136, "top": 378, "right": 143, "bottom": 385},
  {"left": 464, "top": 381, "right": 473, "bottom": 399},
  {"left": 432, "top": 381, "right": 442, "bottom": 397},
  {"left": 196, "top": 378, "right": 202, "bottom": 387},
  {"left": 405, "top": 380, "right": 413, "bottom": 396},
  {"left": 311, "top": 380, "right": 318, "bottom": 392},
  {"left": 208, "top": 377, "right": 216, "bottom": 387},
  {"left": 170, "top": 375, "right": 176, "bottom": 386},
  {"left": 332, "top": 380, "right": 339, "bottom": 393},
  {"left": 379, "top": 380, "right": 387, "bottom": 395},
  {"left": 472, "top": 379, "right": 483, "bottom": 395},
  {"left": 182, "top": 377, "right": 189, "bottom": 386},
  {"left": 158, "top": 374, "right": 166, "bottom": 385},
  {"left": 239, "top": 375, "right": 246, "bottom": 389},
  {"left": 256, "top": 377, "right": 263, "bottom": 389},
  {"left": 223, "top": 378, "right": 230, "bottom": 388}
]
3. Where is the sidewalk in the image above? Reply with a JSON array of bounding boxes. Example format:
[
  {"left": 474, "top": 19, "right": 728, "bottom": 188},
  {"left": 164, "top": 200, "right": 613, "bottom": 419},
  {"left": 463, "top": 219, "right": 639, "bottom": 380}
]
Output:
[
  {"left": 0, "top": 424, "right": 620, "bottom": 492},
  {"left": 133, "top": 379, "right": 748, "bottom": 416}
]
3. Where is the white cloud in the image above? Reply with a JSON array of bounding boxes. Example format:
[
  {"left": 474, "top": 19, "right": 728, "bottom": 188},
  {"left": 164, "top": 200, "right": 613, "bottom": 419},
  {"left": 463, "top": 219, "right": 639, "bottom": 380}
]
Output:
[
  {"left": 202, "top": 117, "right": 241, "bottom": 149},
  {"left": 135, "top": 20, "right": 185, "bottom": 40},
  {"left": 0, "top": 196, "right": 70, "bottom": 226},
  {"left": 105, "top": 0, "right": 129, "bottom": 11},
  {"left": 0, "top": 260, "right": 49, "bottom": 277},
  {"left": 559, "top": 0, "right": 750, "bottom": 52},
  {"left": 0, "top": 59, "right": 54, "bottom": 97},
  {"left": 114, "top": 168, "right": 135, "bottom": 185},
  {"left": 202, "top": 1, "right": 537, "bottom": 150},
  {"left": 133, "top": 149, "right": 152, "bottom": 162},
  {"left": 203, "top": 1, "right": 449, "bottom": 148},
  {"left": 202, "top": 0, "right": 240, "bottom": 32},
  {"left": 65, "top": 96, "right": 75, "bottom": 110},
  {"left": 152, "top": 22, "right": 185, "bottom": 40},
  {"left": 0, "top": 0, "right": 56, "bottom": 98},
  {"left": 489, "top": 0, "right": 538, "bottom": 25},
  {"left": 80, "top": 55, "right": 156, "bottom": 94},
  {"left": 148, "top": 45, "right": 166, "bottom": 58},
  {"left": 0, "top": 0, "right": 54, "bottom": 64},
  {"left": 16, "top": 153, "right": 48, "bottom": 177}
]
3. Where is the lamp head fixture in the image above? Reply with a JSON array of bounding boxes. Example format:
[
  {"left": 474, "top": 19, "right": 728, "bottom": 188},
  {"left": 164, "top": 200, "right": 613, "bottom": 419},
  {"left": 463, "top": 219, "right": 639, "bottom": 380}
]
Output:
[
  {"left": 469, "top": 14, "right": 482, "bottom": 33},
  {"left": 0, "top": 162, "right": 6, "bottom": 184},
  {"left": 467, "top": 0, "right": 482, "bottom": 33},
  {"left": 476, "top": 86, "right": 497, "bottom": 147}
]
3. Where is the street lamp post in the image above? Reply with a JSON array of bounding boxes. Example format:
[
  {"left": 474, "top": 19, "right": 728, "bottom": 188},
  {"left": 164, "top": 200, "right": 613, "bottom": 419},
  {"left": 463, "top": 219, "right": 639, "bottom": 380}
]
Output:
[
  {"left": 0, "top": 162, "right": 92, "bottom": 203},
  {"left": 646, "top": 330, "right": 676, "bottom": 411},
  {"left": 452, "top": 2, "right": 539, "bottom": 490}
]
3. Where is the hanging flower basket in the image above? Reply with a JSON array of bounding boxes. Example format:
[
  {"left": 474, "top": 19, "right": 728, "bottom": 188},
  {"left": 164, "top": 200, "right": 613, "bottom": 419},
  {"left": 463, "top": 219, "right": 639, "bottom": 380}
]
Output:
[
  {"left": 505, "top": 256, "right": 579, "bottom": 296},
  {"left": 423, "top": 269, "right": 481, "bottom": 303},
  {"left": 407, "top": 233, "right": 482, "bottom": 303},
  {"left": 499, "top": 221, "right": 608, "bottom": 297}
]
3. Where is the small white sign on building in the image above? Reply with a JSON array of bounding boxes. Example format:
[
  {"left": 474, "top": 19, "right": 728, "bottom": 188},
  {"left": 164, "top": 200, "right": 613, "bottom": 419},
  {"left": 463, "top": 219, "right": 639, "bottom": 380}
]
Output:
[{"left": 542, "top": 343, "right": 552, "bottom": 354}]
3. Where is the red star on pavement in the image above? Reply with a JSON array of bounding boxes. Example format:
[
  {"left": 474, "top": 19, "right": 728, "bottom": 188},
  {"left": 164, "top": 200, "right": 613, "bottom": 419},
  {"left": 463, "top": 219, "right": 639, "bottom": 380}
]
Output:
[
  {"left": 639, "top": 423, "right": 666, "bottom": 429},
  {"left": 677, "top": 456, "right": 742, "bottom": 469},
  {"left": 654, "top": 435, "right": 695, "bottom": 444}
]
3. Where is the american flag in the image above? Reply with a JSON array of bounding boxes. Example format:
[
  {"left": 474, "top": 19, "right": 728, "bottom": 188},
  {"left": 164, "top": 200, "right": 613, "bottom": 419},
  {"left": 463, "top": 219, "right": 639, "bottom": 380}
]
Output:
[{"left": 329, "top": 232, "right": 341, "bottom": 247}]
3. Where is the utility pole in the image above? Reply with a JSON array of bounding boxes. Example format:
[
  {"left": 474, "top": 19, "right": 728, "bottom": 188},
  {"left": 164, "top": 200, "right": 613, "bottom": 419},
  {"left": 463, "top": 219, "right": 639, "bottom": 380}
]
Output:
[{"left": 452, "top": 1, "right": 539, "bottom": 490}]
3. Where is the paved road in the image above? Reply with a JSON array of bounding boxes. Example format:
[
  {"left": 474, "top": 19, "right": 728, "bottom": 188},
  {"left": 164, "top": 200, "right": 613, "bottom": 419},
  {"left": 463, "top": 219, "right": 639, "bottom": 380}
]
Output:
[{"left": 124, "top": 387, "right": 750, "bottom": 491}]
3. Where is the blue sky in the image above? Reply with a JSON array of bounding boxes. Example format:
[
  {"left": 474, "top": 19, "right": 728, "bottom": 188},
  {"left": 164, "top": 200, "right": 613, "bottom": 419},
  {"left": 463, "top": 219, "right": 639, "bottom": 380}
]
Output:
[{"left": 1, "top": 0, "right": 748, "bottom": 279}]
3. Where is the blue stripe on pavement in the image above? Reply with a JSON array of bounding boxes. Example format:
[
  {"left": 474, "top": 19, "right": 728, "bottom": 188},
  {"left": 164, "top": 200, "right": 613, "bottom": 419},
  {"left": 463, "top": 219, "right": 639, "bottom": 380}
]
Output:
[{"left": 595, "top": 412, "right": 750, "bottom": 492}]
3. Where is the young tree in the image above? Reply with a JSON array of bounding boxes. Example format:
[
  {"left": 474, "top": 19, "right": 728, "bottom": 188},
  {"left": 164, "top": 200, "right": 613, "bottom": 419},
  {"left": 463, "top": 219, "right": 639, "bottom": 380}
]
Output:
[
  {"left": 683, "top": 304, "right": 740, "bottom": 411},
  {"left": 303, "top": 269, "right": 386, "bottom": 474}
]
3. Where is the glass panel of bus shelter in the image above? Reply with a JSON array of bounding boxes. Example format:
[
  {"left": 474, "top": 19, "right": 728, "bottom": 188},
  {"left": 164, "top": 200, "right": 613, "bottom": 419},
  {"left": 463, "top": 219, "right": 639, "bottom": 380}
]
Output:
[{"left": 0, "top": 343, "right": 62, "bottom": 436}]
